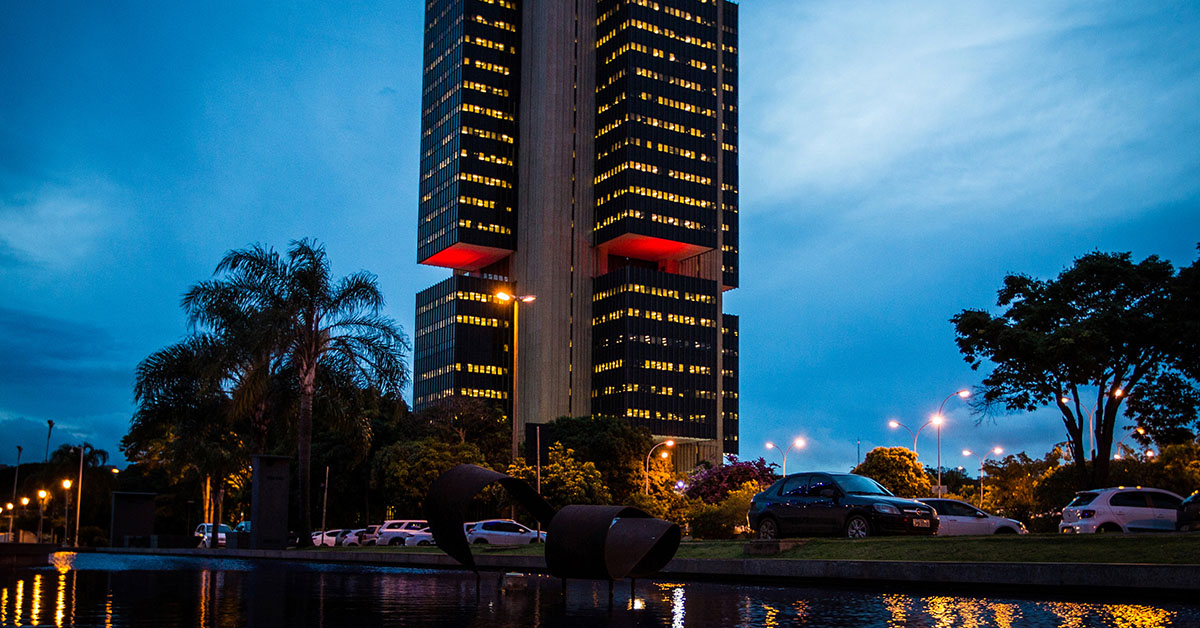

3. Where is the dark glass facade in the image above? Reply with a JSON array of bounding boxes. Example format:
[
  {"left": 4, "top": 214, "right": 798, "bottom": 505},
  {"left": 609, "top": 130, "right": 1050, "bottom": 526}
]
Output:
[
  {"left": 417, "top": 0, "right": 521, "bottom": 270},
  {"left": 413, "top": 274, "right": 513, "bottom": 411},
  {"left": 413, "top": 0, "right": 740, "bottom": 458}
]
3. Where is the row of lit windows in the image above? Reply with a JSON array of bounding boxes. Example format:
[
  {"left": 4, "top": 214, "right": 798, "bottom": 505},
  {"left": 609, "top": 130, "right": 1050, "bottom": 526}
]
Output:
[
  {"left": 592, "top": 307, "right": 716, "bottom": 328},
  {"left": 594, "top": 359, "right": 624, "bottom": 373},
  {"left": 643, "top": 359, "right": 712, "bottom": 375},
  {"left": 463, "top": 102, "right": 514, "bottom": 122},
  {"left": 421, "top": 152, "right": 457, "bottom": 182},
  {"left": 634, "top": 66, "right": 706, "bottom": 94},
  {"left": 471, "top": 14, "right": 516, "bottom": 33},
  {"left": 467, "top": 35, "right": 514, "bottom": 54},
  {"left": 624, "top": 408, "right": 709, "bottom": 422},
  {"left": 597, "top": 91, "right": 625, "bottom": 116},
  {"left": 457, "top": 218, "right": 512, "bottom": 235},
  {"left": 599, "top": 184, "right": 714, "bottom": 211},
  {"left": 414, "top": 387, "right": 454, "bottom": 407},
  {"left": 721, "top": 327, "right": 739, "bottom": 336},
  {"left": 465, "top": 57, "right": 511, "bottom": 76},
  {"left": 722, "top": 368, "right": 735, "bottom": 377},
  {"left": 628, "top": 0, "right": 715, "bottom": 28},
  {"left": 459, "top": 195, "right": 497, "bottom": 209},
  {"left": 639, "top": 92, "right": 715, "bottom": 118},
  {"left": 592, "top": 283, "right": 715, "bottom": 304},
  {"left": 615, "top": 333, "right": 713, "bottom": 350},
  {"left": 455, "top": 314, "right": 507, "bottom": 328},
  {"left": 464, "top": 80, "right": 509, "bottom": 98},
  {"left": 418, "top": 363, "right": 455, "bottom": 381},
  {"left": 602, "top": 41, "right": 647, "bottom": 66},
  {"left": 475, "top": 0, "right": 516, "bottom": 10},
  {"left": 615, "top": 19, "right": 717, "bottom": 52},
  {"left": 422, "top": 81, "right": 460, "bottom": 118},
  {"left": 630, "top": 112, "right": 712, "bottom": 140},
  {"left": 463, "top": 125, "right": 514, "bottom": 144},
  {"left": 458, "top": 172, "right": 512, "bottom": 188},
  {"left": 462, "top": 362, "right": 508, "bottom": 376},
  {"left": 594, "top": 159, "right": 658, "bottom": 185},
  {"left": 461, "top": 387, "right": 508, "bottom": 400}
]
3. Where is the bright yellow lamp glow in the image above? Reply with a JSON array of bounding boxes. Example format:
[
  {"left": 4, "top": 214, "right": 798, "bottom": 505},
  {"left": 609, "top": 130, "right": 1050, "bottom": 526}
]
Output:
[
  {"left": 665, "top": 440, "right": 675, "bottom": 447},
  {"left": 930, "top": 415, "right": 944, "bottom": 426},
  {"left": 794, "top": 438, "right": 806, "bottom": 448},
  {"left": 62, "top": 480, "right": 71, "bottom": 490},
  {"left": 38, "top": 490, "right": 47, "bottom": 499},
  {"left": 495, "top": 291, "right": 512, "bottom": 301},
  {"left": 888, "top": 420, "right": 900, "bottom": 428},
  {"left": 957, "top": 389, "right": 971, "bottom": 398}
]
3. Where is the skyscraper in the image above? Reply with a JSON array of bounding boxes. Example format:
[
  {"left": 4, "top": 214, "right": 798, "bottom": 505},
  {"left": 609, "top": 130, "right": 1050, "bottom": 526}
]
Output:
[{"left": 414, "top": 0, "right": 739, "bottom": 466}]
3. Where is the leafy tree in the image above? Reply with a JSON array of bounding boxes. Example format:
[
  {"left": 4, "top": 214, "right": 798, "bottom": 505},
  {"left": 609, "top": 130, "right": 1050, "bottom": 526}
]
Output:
[
  {"left": 852, "top": 447, "right": 930, "bottom": 498},
  {"left": 981, "top": 451, "right": 1062, "bottom": 531},
  {"left": 507, "top": 443, "right": 610, "bottom": 509},
  {"left": 542, "top": 415, "right": 655, "bottom": 503},
  {"left": 683, "top": 456, "right": 776, "bottom": 504},
  {"left": 372, "top": 438, "right": 487, "bottom": 516},
  {"left": 200, "top": 239, "right": 410, "bottom": 542},
  {"left": 685, "top": 483, "right": 758, "bottom": 539},
  {"left": 418, "top": 396, "right": 511, "bottom": 468},
  {"left": 952, "top": 250, "right": 1200, "bottom": 488}
]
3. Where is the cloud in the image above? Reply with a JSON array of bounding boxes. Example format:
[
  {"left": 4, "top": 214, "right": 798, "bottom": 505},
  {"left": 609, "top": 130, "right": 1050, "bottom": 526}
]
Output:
[{"left": 0, "top": 179, "right": 123, "bottom": 270}]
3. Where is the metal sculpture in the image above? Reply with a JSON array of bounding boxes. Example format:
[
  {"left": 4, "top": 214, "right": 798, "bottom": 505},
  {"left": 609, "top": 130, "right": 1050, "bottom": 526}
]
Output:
[{"left": 425, "top": 464, "right": 681, "bottom": 581}]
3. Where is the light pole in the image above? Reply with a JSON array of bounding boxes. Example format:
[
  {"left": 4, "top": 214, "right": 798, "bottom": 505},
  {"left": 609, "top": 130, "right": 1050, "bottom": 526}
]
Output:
[
  {"left": 496, "top": 291, "right": 536, "bottom": 462},
  {"left": 1112, "top": 427, "right": 1147, "bottom": 460},
  {"left": 765, "top": 438, "right": 806, "bottom": 476},
  {"left": 62, "top": 479, "right": 72, "bottom": 546},
  {"left": 644, "top": 440, "right": 675, "bottom": 494},
  {"left": 8, "top": 445, "right": 20, "bottom": 543},
  {"left": 1060, "top": 389, "right": 1122, "bottom": 462},
  {"left": 888, "top": 417, "right": 943, "bottom": 456},
  {"left": 37, "top": 490, "right": 48, "bottom": 543},
  {"left": 931, "top": 389, "right": 971, "bottom": 496},
  {"left": 962, "top": 447, "right": 1002, "bottom": 508},
  {"left": 74, "top": 446, "right": 84, "bottom": 547},
  {"left": 44, "top": 420, "right": 54, "bottom": 462}
]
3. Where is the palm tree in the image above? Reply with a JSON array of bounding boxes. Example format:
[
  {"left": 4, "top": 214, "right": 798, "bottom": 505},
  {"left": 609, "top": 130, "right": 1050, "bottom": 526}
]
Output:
[{"left": 208, "top": 239, "right": 409, "bottom": 543}]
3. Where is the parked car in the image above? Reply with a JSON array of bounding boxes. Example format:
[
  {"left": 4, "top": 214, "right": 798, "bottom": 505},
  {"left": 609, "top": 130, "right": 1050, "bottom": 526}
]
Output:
[
  {"left": 466, "top": 519, "right": 546, "bottom": 545},
  {"left": 748, "top": 472, "right": 938, "bottom": 539},
  {"left": 1176, "top": 491, "right": 1200, "bottom": 531},
  {"left": 918, "top": 499, "right": 1027, "bottom": 535},
  {"left": 312, "top": 529, "right": 346, "bottom": 547},
  {"left": 194, "top": 523, "right": 233, "bottom": 548},
  {"left": 403, "top": 528, "right": 435, "bottom": 546},
  {"left": 358, "top": 524, "right": 381, "bottom": 546},
  {"left": 1059, "top": 487, "right": 1183, "bottom": 533},
  {"left": 341, "top": 528, "right": 368, "bottom": 546},
  {"left": 376, "top": 520, "right": 430, "bottom": 546},
  {"left": 234, "top": 521, "right": 252, "bottom": 534}
]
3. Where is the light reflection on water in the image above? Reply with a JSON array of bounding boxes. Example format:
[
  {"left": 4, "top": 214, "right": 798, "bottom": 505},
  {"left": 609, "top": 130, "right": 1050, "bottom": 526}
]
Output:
[{"left": 0, "top": 553, "right": 1196, "bottom": 627}]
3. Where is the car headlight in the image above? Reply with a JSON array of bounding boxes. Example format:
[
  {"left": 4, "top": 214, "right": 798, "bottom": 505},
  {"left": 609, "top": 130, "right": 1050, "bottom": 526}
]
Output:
[{"left": 873, "top": 503, "right": 901, "bottom": 515}]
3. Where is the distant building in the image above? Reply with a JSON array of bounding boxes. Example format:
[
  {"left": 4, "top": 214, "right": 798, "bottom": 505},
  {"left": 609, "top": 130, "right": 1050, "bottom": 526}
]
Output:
[{"left": 413, "top": 0, "right": 740, "bottom": 467}]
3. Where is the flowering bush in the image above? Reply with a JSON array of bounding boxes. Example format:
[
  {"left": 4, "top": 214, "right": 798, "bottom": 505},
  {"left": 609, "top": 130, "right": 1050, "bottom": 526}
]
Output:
[{"left": 683, "top": 456, "right": 777, "bottom": 504}]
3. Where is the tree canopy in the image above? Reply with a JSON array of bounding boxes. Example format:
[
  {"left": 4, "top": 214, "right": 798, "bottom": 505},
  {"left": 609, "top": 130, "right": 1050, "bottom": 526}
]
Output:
[
  {"left": 852, "top": 447, "right": 930, "bottom": 498},
  {"left": 952, "top": 249, "right": 1200, "bottom": 488}
]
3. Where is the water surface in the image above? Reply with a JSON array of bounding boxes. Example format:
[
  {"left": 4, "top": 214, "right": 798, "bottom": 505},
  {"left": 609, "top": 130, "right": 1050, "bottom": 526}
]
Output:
[{"left": 1, "top": 553, "right": 1196, "bottom": 627}]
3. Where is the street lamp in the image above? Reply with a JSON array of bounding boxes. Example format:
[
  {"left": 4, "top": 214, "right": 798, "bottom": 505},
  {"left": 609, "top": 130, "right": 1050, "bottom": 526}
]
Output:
[
  {"left": 644, "top": 440, "right": 675, "bottom": 494},
  {"left": 962, "top": 447, "right": 1003, "bottom": 508},
  {"left": 1060, "top": 388, "right": 1123, "bottom": 462},
  {"left": 36, "top": 489, "right": 48, "bottom": 544},
  {"left": 930, "top": 389, "right": 970, "bottom": 496},
  {"left": 1112, "top": 427, "right": 1147, "bottom": 460},
  {"left": 8, "top": 445, "right": 20, "bottom": 544},
  {"left": 888, "top": 416, "right": 943, "bottom": 455},
  {"left": 73, "top": 446, "right": 84, "bottom": 547},
  {"left": 496, "top": 291, "right": 536, "bottom": 462},
  {"left": 765, "top": 438, "right": 806, "bottom": 476},
  {"left": 61, "top": 479, "right": 72, "bottom": 547}
]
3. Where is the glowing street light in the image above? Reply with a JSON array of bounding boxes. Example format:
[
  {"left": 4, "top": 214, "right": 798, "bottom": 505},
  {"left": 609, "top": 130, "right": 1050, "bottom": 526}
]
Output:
[
  {"left": 495, "top": 291, "right": 536, "bottom": 462},
  {"left": 765, "top": 437, "right": 806, "bottom": 476},
  {"left": 962, "top": 447, "right": 1003, "bottom": 508},
  {"left": 644, "top": 440, "right": 675, "bottom": 494},
  {"left": 62, "top": 479, "right": 72, "bottom": 547},
  {"left": 36, "top": 489, "right": 48, "bottom": 543},
  {"left": 888, "top": 415, "right": 944, "bottom": 455},
  {"left": 930, "top": 389, "right": 970, "bottom": 495},
  {"left": 7, "top": 445, "right": 19, "bottom": 544}
]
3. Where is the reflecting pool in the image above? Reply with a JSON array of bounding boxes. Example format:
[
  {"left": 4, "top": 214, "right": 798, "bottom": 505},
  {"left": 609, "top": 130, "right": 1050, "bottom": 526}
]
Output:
[{"left": 1, "top": 553, "right": 1198, "bottom": 627}]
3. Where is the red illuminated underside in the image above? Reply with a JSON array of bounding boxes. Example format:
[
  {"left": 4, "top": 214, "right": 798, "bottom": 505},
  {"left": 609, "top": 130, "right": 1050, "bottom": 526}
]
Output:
[
  {"left": 420, "top": 242, "right": 511, "bottom": 271},
  {"left": 598, "top": 233, "right": 710, "bottom": 262}
]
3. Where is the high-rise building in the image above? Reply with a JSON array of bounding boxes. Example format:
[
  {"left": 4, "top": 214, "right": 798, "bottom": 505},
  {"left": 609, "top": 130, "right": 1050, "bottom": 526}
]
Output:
[{"left": 414, "top": 0, "right": 739, "bottom": 466}]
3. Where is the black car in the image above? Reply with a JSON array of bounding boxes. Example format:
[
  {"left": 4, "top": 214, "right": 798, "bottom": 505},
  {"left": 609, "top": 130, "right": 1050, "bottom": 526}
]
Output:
[
  {"left": 748, "top": 472, "right": 938, "bottom": 539},
  {"left": 1179, "top": 491, "right": 1200, "bottom": 531}
]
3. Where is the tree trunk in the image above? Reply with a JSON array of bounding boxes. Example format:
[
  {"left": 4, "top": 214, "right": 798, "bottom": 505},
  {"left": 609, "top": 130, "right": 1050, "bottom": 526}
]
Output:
[
  {"left": 296, "top": 368, "right": 316, "bottom": 546},
  {"left": 203, "top": 475, "right": 212, "bottom": 524}
]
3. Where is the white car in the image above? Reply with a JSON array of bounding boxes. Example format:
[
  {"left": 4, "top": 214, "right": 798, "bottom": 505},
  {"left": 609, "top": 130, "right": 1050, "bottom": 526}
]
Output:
[
  {"left": 466, "top": 519, "right": 546, "bottom": 545},
  {"left": 376, "top": 519, "right": 429, "bottom": 546},
  {"left": 1059, "top": 487, "right": 1183, "bottom": 533},
  {"left": 918, "top": 499, "right": 1028, "bottom": 536},
  {"left": 342, "top": 528, "right": 368, "bottom": 546},
  {"left": 194, "top": 523, "right": 232, "bottom": 548},
  {"left": 403, "top": 528, "right": 435, "bottom": 546},
  {"left": 312, "top": 529, "right": 346, "bottom": 547}
]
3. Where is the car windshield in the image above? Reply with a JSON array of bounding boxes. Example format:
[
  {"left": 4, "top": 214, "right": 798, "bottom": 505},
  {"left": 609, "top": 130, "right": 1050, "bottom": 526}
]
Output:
[
  {"left": 1067, "top": 493, "right": 1098, "bottom": 507},
  {"left": 834, "top": 475, "right": 892, "bottom": 496},
  {"left": 217, "top": 525, "right": 232, "bottom": 533}
]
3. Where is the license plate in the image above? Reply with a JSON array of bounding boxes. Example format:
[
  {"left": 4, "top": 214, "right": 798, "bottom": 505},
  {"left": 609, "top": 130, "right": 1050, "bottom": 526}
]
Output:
[{"left": 912, "top": 518, "right": 930, "bottom": 528}]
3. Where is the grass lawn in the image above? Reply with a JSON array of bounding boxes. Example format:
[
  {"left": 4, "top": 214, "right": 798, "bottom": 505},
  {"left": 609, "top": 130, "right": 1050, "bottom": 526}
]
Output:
[{"left": 298, "top": 533, "right": 1200, "bottom": 565}]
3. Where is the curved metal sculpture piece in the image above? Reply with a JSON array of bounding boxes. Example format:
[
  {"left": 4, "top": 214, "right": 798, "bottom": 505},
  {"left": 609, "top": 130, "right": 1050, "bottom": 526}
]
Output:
[
  {"left": 545, "top": 505, "right": 681, "bottom": 580},
  {"left": 424, "top": 464, "right": 681, "bottom": 581}
]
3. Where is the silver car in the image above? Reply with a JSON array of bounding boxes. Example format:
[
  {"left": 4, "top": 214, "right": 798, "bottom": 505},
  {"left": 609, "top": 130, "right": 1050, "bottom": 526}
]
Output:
[
  {"left": 918, "top": 499, "right": 1027, "bottom": 535},
  {"left": 1059, "top": 487, "right": 1183, "bottom": 533}
]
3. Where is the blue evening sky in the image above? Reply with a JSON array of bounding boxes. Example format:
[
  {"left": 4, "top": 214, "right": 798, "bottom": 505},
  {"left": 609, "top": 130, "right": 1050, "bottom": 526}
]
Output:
[{"left": 2, "top": 1, "right": 1198, "bottom": 473}]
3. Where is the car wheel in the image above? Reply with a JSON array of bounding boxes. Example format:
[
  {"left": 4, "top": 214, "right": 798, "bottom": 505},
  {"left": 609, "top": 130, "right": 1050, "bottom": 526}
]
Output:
[
  {"left": 845, "top": 515, "right": 871, "bottom": 539},
  {"left": 473, "top": 538, "right": 488, "bottom": 545},
  {"left": 1097, "top": 523, "right": 1123, "bottom": 534},
  {"left": 418, "top": 540, "right": 431, "bottom": 546},
  {"left": 388, "top": 537, "right": 403, "bottom": 546},
  {"left": 529, "top": 537, "right": 539, "bottom": 544},
  {"left": 757, "top": 517, "right": 779, "bottom": 540},
  {"left": 994, "top": 527, "right": 1017, "bottom": 534}
]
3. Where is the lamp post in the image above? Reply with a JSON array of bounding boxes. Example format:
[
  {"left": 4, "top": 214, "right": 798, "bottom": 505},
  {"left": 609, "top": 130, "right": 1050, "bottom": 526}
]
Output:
[
  {"left": 44, "top": 420, "right": 54, "bottom": 463},
  {"left": 888, "top": 417, "right": 943, "bottom": 456},
  {"left": 74, "top": 446, "right": 84, "bottom": 547},
  {"left": 496, "top": 291, "right": 536, "bottom": 462},
  {"left": 644, "top": 440, "right": 675, "bottom": 494},
  {"left": 931, "top": 389, "right": 970, "bottom": 496},
  {"left": 36, "top": 489, "right": 48, "bottom": 544},
  {"left": 1112, "top": 427, "right": 1147, "bottom": 460},
  {"left": 962, "top": 447, "right": 1002, "bottom": 508},
  {"left": 8, "top": 445, "right": 19, "bottom": 543},
  {"left": 62, "top": 479, "right": 72, "bottom": 546},
  {"left": 765, "top": 438, "right": 806, "bottom": 476},
  {"left": 1060, "top": 389, "right": 1122, "bottom": 462}
]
